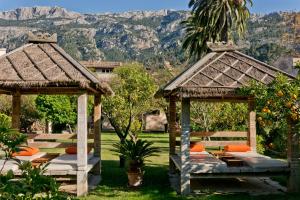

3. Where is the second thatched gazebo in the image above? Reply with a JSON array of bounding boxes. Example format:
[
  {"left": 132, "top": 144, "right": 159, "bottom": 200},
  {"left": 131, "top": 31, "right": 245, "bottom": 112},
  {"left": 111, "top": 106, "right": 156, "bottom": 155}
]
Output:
[{"left": 156, "top": 42, "right": 299, "bottom": 195}]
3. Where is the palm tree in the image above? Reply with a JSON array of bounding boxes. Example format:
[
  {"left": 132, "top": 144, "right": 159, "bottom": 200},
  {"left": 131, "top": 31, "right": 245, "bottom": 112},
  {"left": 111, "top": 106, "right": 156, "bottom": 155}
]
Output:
[{"left": 182, "top": 0, "right": 253, "bottom": 59}]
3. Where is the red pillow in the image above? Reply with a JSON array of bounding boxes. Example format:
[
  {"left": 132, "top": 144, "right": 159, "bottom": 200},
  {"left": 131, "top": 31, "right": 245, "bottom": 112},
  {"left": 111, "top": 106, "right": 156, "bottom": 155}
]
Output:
[
  {"left": 65, "top": 146, "right": 77, "bottom": 154},
  {"left": 224, "top": 145, "right": 251, "bottom": 152},
  {"left": 65, "top": 146, "right": 92, "bottom": 154},
  {"left": 12, "top": 147, "right": 40, "bottom": 157},
  {"left": 190, "top": 143, "right": 205, "bottom": 152}
]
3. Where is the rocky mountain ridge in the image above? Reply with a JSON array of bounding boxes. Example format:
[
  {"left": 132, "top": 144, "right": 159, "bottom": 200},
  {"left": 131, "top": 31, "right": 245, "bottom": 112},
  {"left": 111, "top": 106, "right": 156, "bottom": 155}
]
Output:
[{"left": 0, "top": 6, "right": 299, "bottom": 74}]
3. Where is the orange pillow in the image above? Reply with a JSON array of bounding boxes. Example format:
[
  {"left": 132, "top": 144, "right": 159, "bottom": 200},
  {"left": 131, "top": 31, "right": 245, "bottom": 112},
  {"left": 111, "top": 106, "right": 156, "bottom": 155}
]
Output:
[
  {"left": 65, "top": 146, "right": 92, "bottom": 154},
  {"left": 224, "top": 145, "right": 251, "bottom": 152},
  {"left": 190, "top": 143, "right": 205, "bottom": 152},
  {"left": 65, "top": 146, "right": 77, "bottom": 154},
  {"left": 12, "top": 147, "right": 40, "bottom": 157}
]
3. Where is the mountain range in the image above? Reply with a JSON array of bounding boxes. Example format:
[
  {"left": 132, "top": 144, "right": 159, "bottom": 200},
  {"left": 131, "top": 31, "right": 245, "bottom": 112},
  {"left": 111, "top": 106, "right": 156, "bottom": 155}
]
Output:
[{"left": 0, "top": 6, "right": 299, "bottom": 75}]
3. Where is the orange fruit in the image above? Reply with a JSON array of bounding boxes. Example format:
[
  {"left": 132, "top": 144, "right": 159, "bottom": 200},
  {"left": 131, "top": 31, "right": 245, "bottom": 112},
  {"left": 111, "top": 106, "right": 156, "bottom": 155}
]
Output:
[
  {"left": 291, "top": 113, "right": 298, "bottom": 121},
  {"left": 277, "top": 90, "right": 284, "bottom": 97},
  {"left": 269, "top": 143, "right": 274, "bottom": 148},
  {"left": 286, "top": 102, "right": 292, "bottom": 108},
  {"left": 292, "top": 94, "right": 297, "bottom": 100}
]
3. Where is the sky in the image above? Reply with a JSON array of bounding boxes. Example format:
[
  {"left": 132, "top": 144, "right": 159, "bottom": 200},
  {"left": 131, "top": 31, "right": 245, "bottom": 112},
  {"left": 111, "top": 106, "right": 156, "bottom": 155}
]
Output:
[{"left": 0, "top": 0, "right": 299, "bottom": 14}]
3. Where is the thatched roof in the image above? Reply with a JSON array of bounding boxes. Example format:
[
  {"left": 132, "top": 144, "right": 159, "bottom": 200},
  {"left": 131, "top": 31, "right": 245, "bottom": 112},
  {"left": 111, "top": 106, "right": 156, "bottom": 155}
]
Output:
[
  {"left": 156, "top": 43, "right": 295, "bottom": 99},
  {"left": 0, "top": 33, "right": 113, "bottom": 95}
]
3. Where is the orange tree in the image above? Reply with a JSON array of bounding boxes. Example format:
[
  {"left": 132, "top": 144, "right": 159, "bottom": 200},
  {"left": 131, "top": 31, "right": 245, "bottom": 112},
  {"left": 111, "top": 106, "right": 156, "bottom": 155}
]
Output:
[{"left": 239, "top": 74, "right": 299, "bottom": 154}]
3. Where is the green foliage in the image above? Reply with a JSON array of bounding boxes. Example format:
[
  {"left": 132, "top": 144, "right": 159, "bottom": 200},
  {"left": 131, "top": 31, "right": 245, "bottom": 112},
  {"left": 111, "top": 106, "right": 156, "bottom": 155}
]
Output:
[
  {"left": 256, "top": 135, "right": 265, "bottom": 154},
  {"left": 35, "top": 95, "right": 77, "bottom": 132},
  {"left": 0, "top": 96, "right": 42, "bottom": 132},
  {"left": 245, "top": 43, "right": 290, "bottom": 64},
  {"left": 0, "top": 161, "right": 72, "bottom": 200},
  {"left": 112, "top": 138, "right": 160, "bottom": 172},
  {"left": 21, "top": 96, "right": 43, "bottom": 132},
  {"left": 0, "top": 130, "right": 26, "bottom": 160},
  {"left": 191, "top": 102, "right": 248, "bottom": 131},
  {"left": 0, "top": 114, "right": 26, "bottom": 161},
  {"left": 0, "top": 113, "right": 11, "bottom": 131},
  {"left": 102, "top": 63, "right": 157, "bottom": 141},
  {"left": 239, "top": 74, "right": 300, "bottom": 153},
  {"left": 182, "top": 0, "right": 252, "bottom": 59}
]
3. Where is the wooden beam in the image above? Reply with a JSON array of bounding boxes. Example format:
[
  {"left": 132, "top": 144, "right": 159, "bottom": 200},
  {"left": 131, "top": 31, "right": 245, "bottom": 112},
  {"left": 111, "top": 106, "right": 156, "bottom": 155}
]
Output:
[
  {"left": 93, "top": 94, "right": 101, "bottom": 175},
  {"left": 248, "top": 99, "right": 257, "bottom": 151},
  {"left": 169, "top": 96, "right": 177, "bottom": 174},
  {"left": 27, "top": 142, "right": 94, "bottom": 149},
  {"left": 180, "top": 98, "right": 191, "bottom": 195},
  {"left": 175, "top": 131, "right": 248, "bottom": 138},
  {"left": 77, "top": 93, "right": 88, "bottom": 196},
  {"left": 27, "top": 133, "right": 95, "bottom": 140},
  {"left": 287, "top": 118, "right": 300, "bottom": 193},
  {"left": 190, "top": 97, "right": 249, "bottom": 103},
  {"left": 12, "top": 92, "right": 21, "bottom": 130},
  {"left": 19, "top": 87, "right": 93, "bottom": 95},
  {"left": 176, "top": 140, "right": 247, "bottom": 147},
  {"left": 0, "top": 89, "right": 11, "bottom": 95}
]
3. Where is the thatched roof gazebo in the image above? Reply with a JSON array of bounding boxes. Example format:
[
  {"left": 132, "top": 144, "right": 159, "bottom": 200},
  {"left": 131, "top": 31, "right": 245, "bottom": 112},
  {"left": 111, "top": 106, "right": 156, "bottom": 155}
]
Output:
[
  {"left": 0, "top": 32, "right": 112, "bottom": 196},
  {"left": 156, "top": 43, "right": 299, "bottom": 195}
]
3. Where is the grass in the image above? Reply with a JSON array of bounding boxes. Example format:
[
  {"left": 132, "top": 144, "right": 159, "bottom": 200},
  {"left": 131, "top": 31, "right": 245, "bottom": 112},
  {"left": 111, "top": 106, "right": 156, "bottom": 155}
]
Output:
[{"left": 80, "top": 132, "right": 300, "bottom": 200}]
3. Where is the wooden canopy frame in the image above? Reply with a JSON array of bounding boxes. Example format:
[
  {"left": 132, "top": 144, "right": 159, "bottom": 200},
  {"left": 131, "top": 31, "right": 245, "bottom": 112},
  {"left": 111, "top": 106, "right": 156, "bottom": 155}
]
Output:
[
  {"left": 156, "top": 43, "right": 300, "bottom": 195},
  {"left": 0, "top": 33, "right": 113, "bottom": 196}
]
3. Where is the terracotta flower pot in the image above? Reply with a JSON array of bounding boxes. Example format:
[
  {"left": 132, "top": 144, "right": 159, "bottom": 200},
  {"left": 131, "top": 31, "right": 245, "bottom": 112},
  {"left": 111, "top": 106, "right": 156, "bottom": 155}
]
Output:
[{"left": 127, "top": 171, "right": 143, "bottom": 187}]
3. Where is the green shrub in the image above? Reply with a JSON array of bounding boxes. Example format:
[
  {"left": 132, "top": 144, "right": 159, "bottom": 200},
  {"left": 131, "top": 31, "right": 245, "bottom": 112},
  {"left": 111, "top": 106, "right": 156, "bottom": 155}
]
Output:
[
  {"left": 0, "top": 161, "right": 73, "bottom": 200},
  {"left": 0, "top": 113, "right": 11, "bottom": 131}
]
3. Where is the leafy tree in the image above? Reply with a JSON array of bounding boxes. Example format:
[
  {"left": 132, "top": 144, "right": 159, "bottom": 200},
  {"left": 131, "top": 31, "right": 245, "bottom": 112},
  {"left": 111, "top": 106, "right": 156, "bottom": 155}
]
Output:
[
  {"left": 35, "top": 95, "right": 77, "bottom": 132},
  {"left": 0, "top": 95, "right": 42, "bottom": 132},
  {"left": 191, "top": 102, "right": 248, "bottom": 132},
  {"left": 102, "top": 63, "right": 157, "bottom": 166},
  {"left": 182, "top": 0, "right": 252, "bottom": 59},
  {"left": 239, "top": 74, "right": 300, "bottom": 154}
]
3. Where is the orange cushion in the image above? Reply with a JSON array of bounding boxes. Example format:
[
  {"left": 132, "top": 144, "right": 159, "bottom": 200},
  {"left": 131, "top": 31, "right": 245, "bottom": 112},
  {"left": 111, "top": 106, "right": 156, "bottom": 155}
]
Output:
[
  {"left": 65, "top": 146, "right": 92, "bottom": 154},
  {"left": 12, "top": 147, "right": 40, "bottom": 157},
  {"left": 190, "top": 143, "right": 205, "bottom": 152},
  {"left": 224, "top": 145, "right": 251, "bottom": 152},
  {"left": 65, "top": 146, "right": 77, "bottom": 154}
]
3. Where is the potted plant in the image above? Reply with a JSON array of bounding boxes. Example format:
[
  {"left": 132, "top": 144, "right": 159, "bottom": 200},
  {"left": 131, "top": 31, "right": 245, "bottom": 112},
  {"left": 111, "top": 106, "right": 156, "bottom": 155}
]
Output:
[{"left": 112, "top": 137, "right": 159, "bottom": 187}]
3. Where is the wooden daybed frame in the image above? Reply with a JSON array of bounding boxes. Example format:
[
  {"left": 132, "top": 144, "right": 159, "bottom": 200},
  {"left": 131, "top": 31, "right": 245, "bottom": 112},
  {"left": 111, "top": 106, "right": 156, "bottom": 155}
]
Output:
[
  {"left": 170, "top": 131, "right": 289, "bottom": 179},
  {"left": 155, "top": 42, "right": 300, "bottom": 195}
]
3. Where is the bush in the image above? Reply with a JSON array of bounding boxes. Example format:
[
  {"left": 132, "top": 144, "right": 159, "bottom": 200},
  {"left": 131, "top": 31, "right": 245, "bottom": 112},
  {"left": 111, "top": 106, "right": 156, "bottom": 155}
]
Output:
[
  {"left": 0, "top": 161, "right": 72, "bottom": 200},
  {"left": 0, "top": 113, "right": 11, "bottom": 131}
]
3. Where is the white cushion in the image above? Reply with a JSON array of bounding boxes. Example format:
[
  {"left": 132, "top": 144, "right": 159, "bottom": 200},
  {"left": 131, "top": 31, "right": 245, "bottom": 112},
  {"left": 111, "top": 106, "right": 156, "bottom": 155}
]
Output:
[
  {"left": 0, "top": 159, "right": 19, "bottom": 173},
  {"left": 15, "top": 152, "right": 47, "bottom": 161}
]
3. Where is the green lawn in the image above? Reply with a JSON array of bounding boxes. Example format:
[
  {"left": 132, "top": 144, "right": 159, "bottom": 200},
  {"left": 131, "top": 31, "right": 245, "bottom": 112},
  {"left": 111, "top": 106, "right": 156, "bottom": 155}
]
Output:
[{"left": 80, "top": 132, "right": 299, "bottom": 200}]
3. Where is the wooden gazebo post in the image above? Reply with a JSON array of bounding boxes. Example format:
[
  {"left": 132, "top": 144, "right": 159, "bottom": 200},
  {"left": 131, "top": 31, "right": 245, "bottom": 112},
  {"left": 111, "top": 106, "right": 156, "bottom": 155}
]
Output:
[
  {"left": 12, "top": 92, "right": 21, "bottom": 130},
  {"left": 169, "top": 96, "right": 177, "bottom": 174},
  {"left": 248, "top": 98, "right": 257, "bottom": 151},
  {"left": 180, "top": 98, "right": 191, "bottom": 195},
  {"left": 287, "top": 119, "right": 300, "bottom": 192},
  {"left": 77, "top": 93, "right": 88, "bottom": 196},
  {"left": 93, "top": 94, "right": 102, "bottom": 175}
]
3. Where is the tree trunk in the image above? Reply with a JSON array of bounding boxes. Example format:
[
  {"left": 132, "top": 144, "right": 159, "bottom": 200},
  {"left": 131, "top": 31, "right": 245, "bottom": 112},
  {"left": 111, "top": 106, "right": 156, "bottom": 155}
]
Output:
[
  {"left": 221, "top": 18, "right": 229, "bottom": 42},
  {"left": 221, "top": 27, "right": 228, "bottom": 42},
  {"left": 119, "top": 138, "right": 126, "bottom": 168}
]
